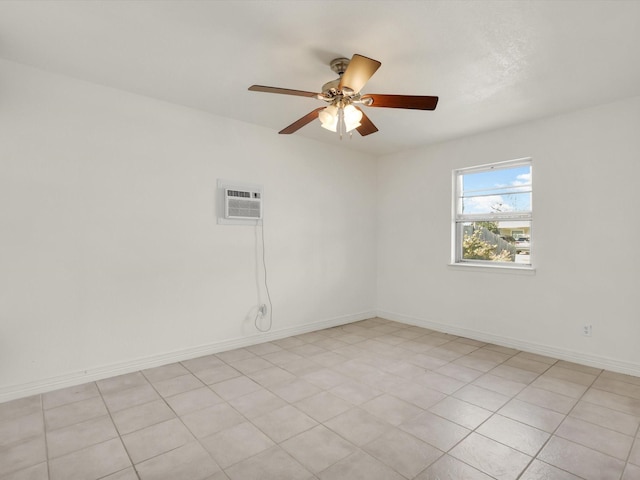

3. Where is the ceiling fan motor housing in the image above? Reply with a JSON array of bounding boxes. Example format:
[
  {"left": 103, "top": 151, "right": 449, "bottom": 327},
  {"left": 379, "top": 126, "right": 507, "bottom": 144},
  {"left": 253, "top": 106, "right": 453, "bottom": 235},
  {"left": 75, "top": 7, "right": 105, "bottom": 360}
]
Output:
[{"left": 322, "top": 57, "right": 354, "bottom": 100}]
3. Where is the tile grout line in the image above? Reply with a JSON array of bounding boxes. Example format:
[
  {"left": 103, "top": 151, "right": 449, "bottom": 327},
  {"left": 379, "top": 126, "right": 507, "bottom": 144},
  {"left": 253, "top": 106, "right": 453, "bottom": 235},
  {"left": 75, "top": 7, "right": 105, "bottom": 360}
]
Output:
[
  {"left": 223, "top": 332, "right": 395, "bottom": 477},
  {"left": 291, "top": 326, "right": 422, "bottom": 479},
  {"left": 420, "top": 343, "right": 556, "bottom": 480},
  {"left": 151, "top": 330, "right": 406, "bottom": 477},
  {"left": 473, "top": 356, "right": 556, "bottom": 479},
  {"left": 407, "top": 339, "right": 631, "bottom": 479},
  {"left": 210, "top": 324, "right": 427, "bottom": 478},
  {"left": 219, "top": 347, "right": 362, "bottom": 478},
  {"left": 95, "top": 380, "right": 142, "bottom": 480},
  {"left": 142, "top": 354, "right": 320, "bottom": 477},
  {"left": 104, "top": 365, "right": 233, "bottom": 476},
  {"left": 122, "top": 345, "right": 322, "bottom": 476},
  {"left": 620, "top": 417, "right": 640, "bottom": 479},
  {"left": 42, "top": 382, "right": 143, "bottom": 480},
  {"left": 366, "top": 328, "right": 549, "bottom": 477},
  {"left": 365, "top": 335, "right": 524, "bottom": 479},
  {"left": 176, "top": 359, "right": 278, "bottom": 476},
  {"left": 137, "top": 367, "right": 225, "bottom": 476},
  {"left": 514, "top": 366, "right": 605, "bottom": 480},
  {"left": 39, "top": 393, "right": 52, "bottom": 480},
  {"left": 184, "top": 352, "right": 322, "bottom": 475}
]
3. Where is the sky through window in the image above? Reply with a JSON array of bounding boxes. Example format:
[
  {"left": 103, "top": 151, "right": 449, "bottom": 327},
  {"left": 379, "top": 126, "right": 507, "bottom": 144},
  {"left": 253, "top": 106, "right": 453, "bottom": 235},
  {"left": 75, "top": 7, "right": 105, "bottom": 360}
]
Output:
[{"left": 461, "top": 165, "right": 531, "bottom": 215}]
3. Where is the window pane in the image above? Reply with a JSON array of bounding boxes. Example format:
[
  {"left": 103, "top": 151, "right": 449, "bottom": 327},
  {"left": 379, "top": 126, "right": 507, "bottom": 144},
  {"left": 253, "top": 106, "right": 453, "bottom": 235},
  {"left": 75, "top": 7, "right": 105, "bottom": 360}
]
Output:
[
  {"left": 462, "top": 191, "right": 531, "bottom": 215},
  {"left": 461, "top": 165, "right": 531, "bottom": 214},
  {"left": 461, "top": 221, "right": 531, "bottom": 265}
]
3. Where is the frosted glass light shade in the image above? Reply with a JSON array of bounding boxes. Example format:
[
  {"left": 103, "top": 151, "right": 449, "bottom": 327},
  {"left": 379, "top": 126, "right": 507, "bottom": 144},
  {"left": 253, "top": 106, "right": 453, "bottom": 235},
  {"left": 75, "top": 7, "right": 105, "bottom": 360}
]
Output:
[
  {"left": 319, "top": 105, "right": 338, "bottom": 132},
  {"left": 343, "top": 104, "right": 363, "bottom": 132}
]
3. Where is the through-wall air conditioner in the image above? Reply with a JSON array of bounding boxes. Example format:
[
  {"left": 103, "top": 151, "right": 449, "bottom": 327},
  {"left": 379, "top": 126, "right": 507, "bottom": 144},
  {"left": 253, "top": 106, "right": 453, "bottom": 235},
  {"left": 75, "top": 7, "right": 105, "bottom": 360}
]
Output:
[
  {"left": 225, "top": 188, "right": 262, "bottom": 220},
  {"left": 217, "top": 179, "right": 263, "bottom": 225}
]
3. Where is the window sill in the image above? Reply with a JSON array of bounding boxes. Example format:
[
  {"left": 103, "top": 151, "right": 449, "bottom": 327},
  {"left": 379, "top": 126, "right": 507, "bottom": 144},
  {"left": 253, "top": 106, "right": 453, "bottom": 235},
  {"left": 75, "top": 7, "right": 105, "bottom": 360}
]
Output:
[{"left": 448, "top": 262, "right": 536, "bottom": 275}]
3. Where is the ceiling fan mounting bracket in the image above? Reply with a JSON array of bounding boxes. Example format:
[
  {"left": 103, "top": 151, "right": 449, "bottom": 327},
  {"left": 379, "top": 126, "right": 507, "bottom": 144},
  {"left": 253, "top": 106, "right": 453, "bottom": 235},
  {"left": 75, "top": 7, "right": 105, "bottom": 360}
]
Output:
[{"left": 329, "top": 57, "right": 350, "bottom": 76}]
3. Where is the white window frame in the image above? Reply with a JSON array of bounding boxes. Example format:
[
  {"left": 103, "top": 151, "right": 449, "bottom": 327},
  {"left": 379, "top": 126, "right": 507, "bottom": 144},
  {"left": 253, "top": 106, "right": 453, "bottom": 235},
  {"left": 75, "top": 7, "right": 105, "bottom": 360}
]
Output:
[{"left": 452, "top": 157, "right": 533, "bottom": 270}]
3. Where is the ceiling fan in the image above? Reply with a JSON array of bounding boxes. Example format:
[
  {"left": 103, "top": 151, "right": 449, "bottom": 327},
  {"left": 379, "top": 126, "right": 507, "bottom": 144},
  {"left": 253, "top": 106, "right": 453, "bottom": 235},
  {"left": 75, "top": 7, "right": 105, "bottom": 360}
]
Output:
[{"left": 248, "top": 54, "right": 439, "bottom": 138}]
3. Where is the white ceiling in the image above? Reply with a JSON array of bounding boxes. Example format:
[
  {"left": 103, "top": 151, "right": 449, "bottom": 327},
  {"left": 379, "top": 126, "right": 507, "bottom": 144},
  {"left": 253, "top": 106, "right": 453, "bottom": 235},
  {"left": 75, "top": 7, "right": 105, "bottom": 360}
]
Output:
[{"left": 1, "top": 1, "right": 639, "bottom": 156}]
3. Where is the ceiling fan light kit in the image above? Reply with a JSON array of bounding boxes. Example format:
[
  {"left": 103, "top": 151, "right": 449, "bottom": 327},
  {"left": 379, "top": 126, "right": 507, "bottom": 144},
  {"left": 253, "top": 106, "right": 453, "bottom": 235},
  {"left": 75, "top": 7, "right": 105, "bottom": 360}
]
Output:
[
  {"left": 248, "top": 53, "right": 438, "bottom": 139},
  {"left": 319, "top": 103, "right": 363, "bottom": 137}
]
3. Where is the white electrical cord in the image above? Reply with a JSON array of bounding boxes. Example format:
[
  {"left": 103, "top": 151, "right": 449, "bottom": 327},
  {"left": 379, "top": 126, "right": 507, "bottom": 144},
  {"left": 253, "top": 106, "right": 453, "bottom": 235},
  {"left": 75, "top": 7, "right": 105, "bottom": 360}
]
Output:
[{"left": 254, "top": 218, "right": 273, "bottom": 332}]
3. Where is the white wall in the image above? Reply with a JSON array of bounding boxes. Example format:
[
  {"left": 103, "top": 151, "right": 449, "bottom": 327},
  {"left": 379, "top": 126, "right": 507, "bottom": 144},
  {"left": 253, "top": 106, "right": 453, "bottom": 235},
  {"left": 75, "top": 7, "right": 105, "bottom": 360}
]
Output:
[
  {"left": 0, "top": 60, "right": 377, "bottom": 400},
  {"left": 377, "top": 97, "right": 640, "bottom": 374},
  {"left": 3, "top": 57, "right": 639, "bottom": 403}
]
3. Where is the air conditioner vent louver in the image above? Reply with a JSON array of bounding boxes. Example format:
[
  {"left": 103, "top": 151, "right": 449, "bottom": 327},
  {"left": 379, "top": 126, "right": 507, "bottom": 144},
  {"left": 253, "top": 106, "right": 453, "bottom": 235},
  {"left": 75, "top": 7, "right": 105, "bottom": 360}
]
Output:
[{"left": 228, "top": 190, "right": 260, "bottom": 199}]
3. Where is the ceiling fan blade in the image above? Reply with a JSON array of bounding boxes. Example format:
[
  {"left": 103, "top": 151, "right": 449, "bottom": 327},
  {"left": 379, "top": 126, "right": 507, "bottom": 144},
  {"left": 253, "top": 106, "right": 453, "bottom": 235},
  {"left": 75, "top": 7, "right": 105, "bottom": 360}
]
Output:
[
  {"left": 279, "top": 107, "right": 325, "bottom": 134},
  {"left": 362, "top": 94, "right": 439, "bottom": 110},
  {"left": 355, "top": 108, "right": 378, "bottom": 136},
  {"left": 249, "top": 85, "right": 319, "bottom": 98},
  {"left": 338, "top": 54, "right": 381, "bottom": 93}
]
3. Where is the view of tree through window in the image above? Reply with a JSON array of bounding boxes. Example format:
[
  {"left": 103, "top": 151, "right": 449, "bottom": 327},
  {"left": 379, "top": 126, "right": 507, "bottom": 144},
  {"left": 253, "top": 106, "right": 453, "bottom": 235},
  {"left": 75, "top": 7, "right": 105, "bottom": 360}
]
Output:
[{"left": 454, "top": 160, "right": 532, "bottom": 266}]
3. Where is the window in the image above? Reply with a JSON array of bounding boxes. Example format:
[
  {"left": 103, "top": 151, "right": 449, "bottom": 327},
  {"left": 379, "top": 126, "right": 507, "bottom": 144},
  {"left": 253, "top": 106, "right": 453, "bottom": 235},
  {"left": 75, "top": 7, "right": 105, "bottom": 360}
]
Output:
[{"left": 453, "top": 158, "right": 532, "bottom": 267}]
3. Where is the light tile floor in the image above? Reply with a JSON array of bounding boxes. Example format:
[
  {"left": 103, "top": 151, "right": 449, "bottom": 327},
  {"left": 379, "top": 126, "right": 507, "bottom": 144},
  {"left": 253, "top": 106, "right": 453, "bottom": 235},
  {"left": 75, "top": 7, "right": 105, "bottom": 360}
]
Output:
[{"left": 2, "top": 318, "right": 640, "bottom": 480}]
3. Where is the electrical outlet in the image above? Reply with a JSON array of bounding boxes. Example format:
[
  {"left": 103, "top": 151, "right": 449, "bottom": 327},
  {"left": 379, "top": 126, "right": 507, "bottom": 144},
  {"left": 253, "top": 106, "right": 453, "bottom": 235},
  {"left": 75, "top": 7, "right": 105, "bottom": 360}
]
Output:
[{"left": 582, "top": 324, "right": 592, "bottom": 337}]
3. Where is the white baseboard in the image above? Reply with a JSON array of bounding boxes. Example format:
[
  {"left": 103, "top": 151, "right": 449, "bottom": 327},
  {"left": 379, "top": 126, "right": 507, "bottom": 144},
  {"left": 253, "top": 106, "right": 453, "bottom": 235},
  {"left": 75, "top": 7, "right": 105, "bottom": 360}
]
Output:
[
  {"left": 0, "top": 310, "right": 376, "bottom": 403},
  {"left": 378, "top": 310, "right": 640, "bottom": 378},
  {"left": 6, "top": 308, "right": 637, "bottom": 404}
]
